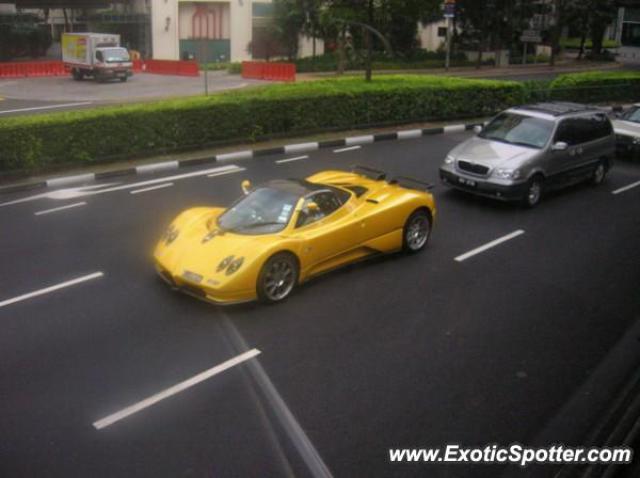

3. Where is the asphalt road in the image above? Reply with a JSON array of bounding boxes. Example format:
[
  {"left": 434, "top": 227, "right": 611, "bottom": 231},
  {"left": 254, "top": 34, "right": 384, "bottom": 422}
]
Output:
[{"left": 1, "top": 131, "right": 639, "bottom": 477}]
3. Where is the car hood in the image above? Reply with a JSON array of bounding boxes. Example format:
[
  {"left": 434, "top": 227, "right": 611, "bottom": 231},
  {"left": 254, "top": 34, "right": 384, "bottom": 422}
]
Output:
[
  {"left": 155, "top": 212, "right": 277, "bottom": 279},
  {"left": 449, "top": 136, "right": 539, "bottom": 168},
  {"left": 612, "top": 120, "right": 640, "bottom": 138}
]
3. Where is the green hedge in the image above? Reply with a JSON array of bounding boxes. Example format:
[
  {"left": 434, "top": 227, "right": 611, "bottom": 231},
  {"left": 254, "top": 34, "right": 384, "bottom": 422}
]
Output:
[
  {"left": 549, "top": 70, "right": 640, "bottom": 103},
  {"left": 0, "top": 75, "right": 526, "bottom": 172}
]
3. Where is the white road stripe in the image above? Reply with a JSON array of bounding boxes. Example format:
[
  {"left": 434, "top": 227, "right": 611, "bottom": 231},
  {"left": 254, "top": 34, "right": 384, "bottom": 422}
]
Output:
[
  {"left": 333, "top": 145, "right": 361, "bottom": 153},
  {"left": 276, "top": 155, "right": 309, "bottom": 164},
  {"left": 47, "top": 173, "right": 95, "bottom": 188},
  {"left": 284, "top": 142, "right": 319, "bottom": 154},
  {"left": 34, "top": 202, "right": 87, "bottom": 216},
  {"left": 454, "top": 230, "right": 525, "bottom": 262},
  {"left": 0, "top": 272, "right": 104, "bottom": 309},
  {"left": 216, "top": 150, "right": 253, "bottom": 161},
  {"left": 0, "top": 102, "right": 93, "bottom": 115},
  {"left": 345, "top": 135, "right": 374, "bottom": 146},
  {"left": 397, "top": 129, "right": 422, "bottom": 140},
  {"left": 612, "top": 180, "right": 640, "bottom": 195},
  {"left": 93, "top": 349, "right": 261, "bottom": 430},
  {"left": 207, "top": 167, "right": 246, "bottom": 178},
  {"left": 130, "top": 183, "right": 173, "bottom": 195},
  {"left": 135, "top": 161, "right": 179, "bottom": 174},
  {"left": 444, "top": 124, "right": 466, "bottom": 133}
]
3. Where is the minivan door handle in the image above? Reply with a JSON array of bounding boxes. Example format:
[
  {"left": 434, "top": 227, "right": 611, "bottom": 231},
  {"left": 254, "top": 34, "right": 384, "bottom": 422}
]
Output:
[{"left": 576, "top": 147, "right": 584, "bottom": 155}]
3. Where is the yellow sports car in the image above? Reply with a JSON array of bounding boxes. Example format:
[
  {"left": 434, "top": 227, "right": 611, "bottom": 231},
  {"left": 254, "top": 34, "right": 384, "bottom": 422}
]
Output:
[{"left": 154, "top": 166, "right": 436, "bottom": 304}]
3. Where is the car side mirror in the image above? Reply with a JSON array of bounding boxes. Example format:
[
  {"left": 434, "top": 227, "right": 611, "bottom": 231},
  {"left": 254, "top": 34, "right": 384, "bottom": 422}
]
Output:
[
  {"left": 241, "top": 180, "right": 252, "bottom": 195},
  {"left": 551, "top": 141, "right": 568, "bottom": 152},
  {"left": 473, "top": 125, "right": 483, "bottom": 134}
]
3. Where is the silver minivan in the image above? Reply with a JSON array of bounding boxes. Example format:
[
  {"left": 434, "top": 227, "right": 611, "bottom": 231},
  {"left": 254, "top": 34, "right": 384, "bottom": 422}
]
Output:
[{"left": 439, "top": 102, "right": 616, "bottom": 207}]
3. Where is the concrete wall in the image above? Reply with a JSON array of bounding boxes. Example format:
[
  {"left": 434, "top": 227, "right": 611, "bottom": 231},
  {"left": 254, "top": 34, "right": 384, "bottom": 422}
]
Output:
[
  {"left": 178, "top": 2, "right": 230, "bottom": 40},
  {"left": 297, "top": 34, "right": 324, "bottom": 58},
  {"left": 152, "top": 0, "right": 179, "bottom": 59},
  {"left": 418, "top": 20, "right": 447, "bottom": 51}
]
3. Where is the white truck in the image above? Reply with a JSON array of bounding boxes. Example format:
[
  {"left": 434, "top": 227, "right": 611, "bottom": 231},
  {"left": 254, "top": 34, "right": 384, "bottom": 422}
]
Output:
[{"left": 62, "top": 32, "right": 133, "bottom": 82}]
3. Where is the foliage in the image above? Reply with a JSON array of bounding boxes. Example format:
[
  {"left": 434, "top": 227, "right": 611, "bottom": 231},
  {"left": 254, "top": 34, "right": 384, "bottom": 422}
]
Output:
[
  {"left": 549, "top": 70, "right": 640, "bottom": 103},
  {"left": 0, "top": 75, "right": 524, "bottom": 172}
]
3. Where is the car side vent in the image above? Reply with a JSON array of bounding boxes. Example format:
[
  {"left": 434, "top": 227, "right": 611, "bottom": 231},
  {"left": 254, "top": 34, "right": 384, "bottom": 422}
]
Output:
[{"left": 352, "top": 165, "right": 386, "bottom": 181}]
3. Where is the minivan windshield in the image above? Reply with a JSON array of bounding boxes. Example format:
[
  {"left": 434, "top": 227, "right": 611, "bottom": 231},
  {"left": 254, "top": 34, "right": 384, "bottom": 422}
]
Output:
[
  {"left": 620, "top": 106, "right": 640, "bottom": 124},
  {"left": 479, "top": 112, "right": 554, "bottom": 149}
]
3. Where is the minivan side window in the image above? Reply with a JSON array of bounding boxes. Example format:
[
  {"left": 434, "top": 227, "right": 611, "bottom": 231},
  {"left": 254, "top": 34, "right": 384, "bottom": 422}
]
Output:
[
  {"left": 590, "top": 113, "right": 613, "bottom": 139},
  {"left": 554, "top": 119, "right": 578, "bottom": 146}
]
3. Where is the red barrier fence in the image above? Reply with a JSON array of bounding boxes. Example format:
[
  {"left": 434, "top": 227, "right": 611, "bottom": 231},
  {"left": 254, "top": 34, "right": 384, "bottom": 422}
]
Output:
[
  {"left": 0, "top": 59, "right": 199, "bottom": 78},
  {"left": 0, "top": 61, "right": 67, "bottom": 78},
  {"left": 242, "top": 62, "right": 296, "bottom": 82}
]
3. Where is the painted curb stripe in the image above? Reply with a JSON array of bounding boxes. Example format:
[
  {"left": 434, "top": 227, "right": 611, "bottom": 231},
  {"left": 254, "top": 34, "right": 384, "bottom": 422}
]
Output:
[{"left": 0, "top": 122, "right": 479, "bottom": 195}]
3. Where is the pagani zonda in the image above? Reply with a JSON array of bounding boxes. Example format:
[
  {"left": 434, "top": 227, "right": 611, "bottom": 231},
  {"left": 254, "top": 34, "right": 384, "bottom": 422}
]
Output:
[{"left": 154, "top": 166, "right": 436, "bottom": 304}]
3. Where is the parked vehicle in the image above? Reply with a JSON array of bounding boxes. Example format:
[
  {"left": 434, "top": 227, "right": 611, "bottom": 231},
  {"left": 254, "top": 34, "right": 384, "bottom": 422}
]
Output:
[
  {"left": 154, "top": 166, "right": 436, "bottom": 304},
  {"left": 62, "top": 32, "right": 132, "bottom": 82},
  {"left": 439, "top": 102, "right": 615, "bottom": 207},
  {"left": 612, "top": 104, "right": 640, "bottom": 159}
]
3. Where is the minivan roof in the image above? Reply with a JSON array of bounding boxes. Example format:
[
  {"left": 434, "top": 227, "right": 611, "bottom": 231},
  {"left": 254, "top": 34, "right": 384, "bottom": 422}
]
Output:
[{"left": 512, "top": 102, "right": 599, "bottom": 117}]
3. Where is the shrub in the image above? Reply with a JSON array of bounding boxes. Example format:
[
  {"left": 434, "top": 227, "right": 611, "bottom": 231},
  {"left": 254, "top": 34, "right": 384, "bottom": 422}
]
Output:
[
  {"left": 0, "top": 75, "right": 525, "bottom": 172},
  {"left": 549, "top": 70, "right": 640, "bottom": 103}
]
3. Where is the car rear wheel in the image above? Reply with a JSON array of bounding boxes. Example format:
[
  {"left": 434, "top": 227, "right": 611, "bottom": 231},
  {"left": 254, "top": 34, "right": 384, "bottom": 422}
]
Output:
[
  {"left": 257, "top": 253, "right": 299, "bottom": 303},
  {"left": 402, "top": 209, "right": 431, "bottom": 253},
  {"left": 521, "top": 175, "right": 543, "bottom": 208},
  {"left": 591, "top": 160, "right": 607, "bottom": 186}
]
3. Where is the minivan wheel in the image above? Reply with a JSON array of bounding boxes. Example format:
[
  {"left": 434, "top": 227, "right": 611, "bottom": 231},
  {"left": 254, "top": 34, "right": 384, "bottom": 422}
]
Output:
[
  {"left": 591, "top": 161, "right": 607, "bottom": 186},
  {"left": 522, "top": 176, "right": 543, "bottom": 208}
]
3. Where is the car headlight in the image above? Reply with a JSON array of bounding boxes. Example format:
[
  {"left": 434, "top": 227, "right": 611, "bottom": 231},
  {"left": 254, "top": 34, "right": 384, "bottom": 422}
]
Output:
[
  {"left": 162, "top": 224, "right": 179, "bottom": 245},
  {"left": 493, "top": 168, "right": 521, "bottom": 180},
  {"left": 444, "top": 155, "right": 455, "bottom": 165},
  {"left": 217, "top": 255, "right": 234, "bottom": 273},
  {"left": 226, "top": 257, "right": 244, "bottom": 276}
]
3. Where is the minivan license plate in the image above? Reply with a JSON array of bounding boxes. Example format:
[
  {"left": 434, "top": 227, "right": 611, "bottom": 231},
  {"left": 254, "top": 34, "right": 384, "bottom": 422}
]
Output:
[{"left": 459, "top": 177, "right": 477, "bottom": 187}]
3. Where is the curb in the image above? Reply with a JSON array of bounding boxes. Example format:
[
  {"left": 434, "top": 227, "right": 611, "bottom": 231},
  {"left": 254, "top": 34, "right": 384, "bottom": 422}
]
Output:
[
  {"left": 0, "top": 103, "right": 625, "bottom": 196},
  {"left": 0, "top": 122, "right": 483, "bottom": 195}
]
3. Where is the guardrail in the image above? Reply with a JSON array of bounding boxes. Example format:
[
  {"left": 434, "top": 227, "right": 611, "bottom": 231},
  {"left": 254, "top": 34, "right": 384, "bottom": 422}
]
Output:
[
  {"left": 242, "top": 61, "right": 296, "bottom": 82},
  {"left": 0, "top": 59, "right": 200, "bottom": 78},
  {"left": 0, "top": 61, "right": 67, "bottom": 78}
]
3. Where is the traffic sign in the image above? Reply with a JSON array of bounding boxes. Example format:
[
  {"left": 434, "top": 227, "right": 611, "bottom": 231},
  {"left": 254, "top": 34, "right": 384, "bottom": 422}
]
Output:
[
  {"left": 520, "top": 29, "right": 541, "bottom": 43},
  {"left": 443, "top": 0, "right": 455, "bottom": 18}
]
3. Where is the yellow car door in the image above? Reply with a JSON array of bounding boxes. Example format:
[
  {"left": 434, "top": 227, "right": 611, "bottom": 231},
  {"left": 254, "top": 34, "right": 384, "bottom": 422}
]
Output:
[{"left": 294, "top": 190, "right": 363, "bottom": 276}]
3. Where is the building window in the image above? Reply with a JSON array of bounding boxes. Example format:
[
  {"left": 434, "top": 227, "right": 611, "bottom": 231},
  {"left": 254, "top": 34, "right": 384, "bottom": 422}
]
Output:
[{"left": 438, "top": 27, "right": 448, "bottom": 38}]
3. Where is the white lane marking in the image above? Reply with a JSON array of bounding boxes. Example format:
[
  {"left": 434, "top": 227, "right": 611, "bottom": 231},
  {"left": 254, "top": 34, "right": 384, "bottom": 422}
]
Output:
[
  {"left": 0, "top": 272, "right": 104, "bottom": 309},
  {"left": 276, "top": 155, "right": 309, "bottom": 164},
  {"left": 217, "top": 150, "right": 252, "bottom": 161},
  {"left": 220, "top": 316, "right": 333, "bottom": 478},
  {"left": 345, "top": 135, "right": 374, "bottom": 146},
  {"left": 284, "top": 142, "right": 318, "bottom": 154},
  {"left": 130, "top": 183, "right": 173, "bottom": 195},
  {"left": 444, "top": 124, "right": 466, "bottom": 133},
  {"left": 93, "top": 349, "right": 261, "bottom": 430},
  {"left": 454, "top": 230, "right": 525, "bottom": 262},
  {"left": 0, "top": 165, "right": 241, "bottom": 207},
  {"left": 135, "top": 161, "right": 179, "bottom": 174},
  {"left": 397, "top": 129, "right": 422, "bottom": 140},
  {"left": 612, "top": 180, "right": 640, "bottom": 195},
  {"left": 0, "top": 102, "right": 93, "bottom": 115},
  {"left": 47, "top": 173, "right": 95, "bottom": 188},
  {"left": 207, "top": 167, "right": 246, "bottom": 178},
  {"left": 34, "top": 202, "right": 87, "bottom": 216},
  {"left": 333, "top": 145, "right": 361, "bottom": 154}
]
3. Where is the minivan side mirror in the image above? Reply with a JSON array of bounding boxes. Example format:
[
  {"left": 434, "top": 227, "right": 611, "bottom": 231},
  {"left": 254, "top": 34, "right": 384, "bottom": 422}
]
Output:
[
  {"left": 551, "top": 141, "right": 568, "bottom": 152},
  {"left": 241, "top": 179, "right": 252, "bottom": 195},
  {"left": 473, "top": 125, "right": 483, "bottom": 134}
]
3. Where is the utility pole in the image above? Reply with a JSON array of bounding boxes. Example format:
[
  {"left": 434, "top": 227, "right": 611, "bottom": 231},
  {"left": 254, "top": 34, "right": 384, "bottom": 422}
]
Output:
[{"left": 444, "top": 0, "right": 456, "bottom": 71}]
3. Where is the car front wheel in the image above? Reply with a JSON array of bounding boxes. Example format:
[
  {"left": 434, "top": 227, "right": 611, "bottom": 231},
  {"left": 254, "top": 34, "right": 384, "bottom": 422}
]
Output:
[
  {"left": 257, "top": 253, "right": 299, "bottom": 303},
  {"left": 591, "top": 160, "right": 607, "bottom": 186},
  {"left": 403, "top": 209, "right": 432, "bottom": 253},
  {"left": 522, "top": 176, "right": 543, "bottom": 208}
]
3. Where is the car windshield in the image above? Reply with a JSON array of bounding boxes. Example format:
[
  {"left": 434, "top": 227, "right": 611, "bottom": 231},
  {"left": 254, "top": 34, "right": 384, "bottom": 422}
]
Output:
[
  {"left": 479, "top": 112, "right": 554, "bottom": 149},
  {"left": 620, "top": 106, "right": 640, "bottom": 124},
  {"left": 102, "top": 48, "right": 130, "bottom": 63},
  {"left": 217, "top": 187, "right": 300, "bottom": 235}
]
